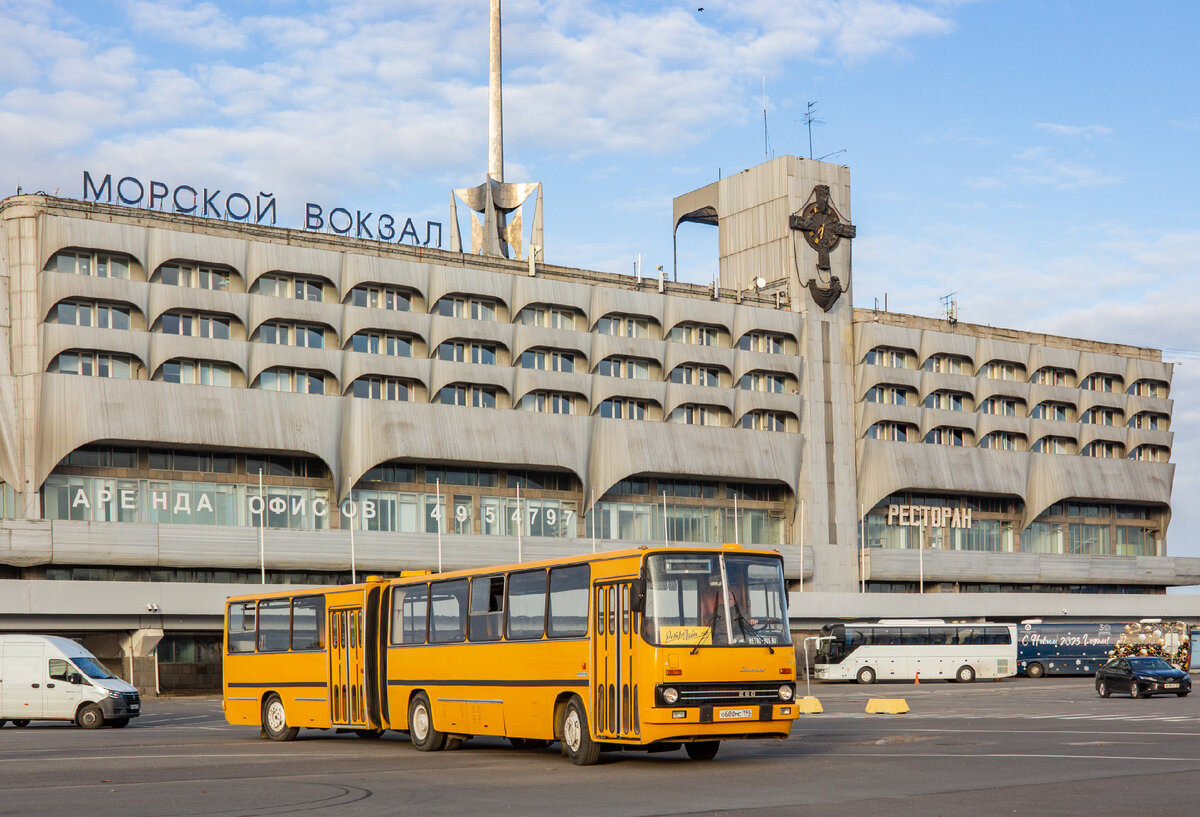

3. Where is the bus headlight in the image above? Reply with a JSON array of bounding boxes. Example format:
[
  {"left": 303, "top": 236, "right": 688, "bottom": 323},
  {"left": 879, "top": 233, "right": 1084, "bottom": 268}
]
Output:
[
  {"left": 778, "top": 684, "right": 794, "bottom": 702},
  {"left": 662, "top": 687, "right": 680, "bottom": 705}
]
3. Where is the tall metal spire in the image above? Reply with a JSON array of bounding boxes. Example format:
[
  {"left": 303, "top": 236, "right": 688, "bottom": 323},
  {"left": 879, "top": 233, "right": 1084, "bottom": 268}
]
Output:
[{"left": 488, "top": 0, "right": 503, "bottom": 182}]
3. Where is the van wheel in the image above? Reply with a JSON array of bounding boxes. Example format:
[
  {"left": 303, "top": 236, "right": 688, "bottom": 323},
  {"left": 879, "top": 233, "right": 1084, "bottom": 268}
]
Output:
[
  {"left": 561, "top": 696, "right": 600, "bottom": 766},
  {"left": 262, "top": 694, "right": 299, "bottom": 741},
  {"left": 1026, "top": 662, "right": 1045, "bottom": 679},
  {"left": 12, "top": 719, "right": 30, "bottom": 728},
  {"left": 856, "top": 666, "right": 876, "bottom": 685},
  {"left": 107, "top": 718, "right": 130, "bottom": 728},
  {"left": 78, "top": 704, "right": 104, "bottom": 730},
  {"left": 955, "top": 665, "right": 976, "bottom": 683},
  {"left": 408, "top": 692, "right": 447, "bottom": 751},
  {"left": 685, "top": 740, "right": 721, "bottom": 760}
]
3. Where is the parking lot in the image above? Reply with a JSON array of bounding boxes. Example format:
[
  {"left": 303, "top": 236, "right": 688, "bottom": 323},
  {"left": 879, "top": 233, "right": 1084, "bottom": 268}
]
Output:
[{"left": 2, "top": 677, "right": 1199, "bottom": 817}]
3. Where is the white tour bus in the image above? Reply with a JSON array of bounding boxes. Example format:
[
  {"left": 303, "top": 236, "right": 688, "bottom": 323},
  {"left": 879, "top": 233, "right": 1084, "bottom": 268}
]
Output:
[
  {"left": 812, "top": 619, "right": 1018, "bottom": 684},
  {"left": 0, "top": 634, "right": 141, "bottom": 728}
]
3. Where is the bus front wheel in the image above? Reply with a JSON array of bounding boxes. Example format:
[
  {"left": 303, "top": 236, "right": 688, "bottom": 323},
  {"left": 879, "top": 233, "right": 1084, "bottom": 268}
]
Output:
[
  {"left": 1026, "top": 662, "right": 1045, "bottom": 679},
  {"left": 561, "top": 697, "right": 600, "bottom": 766},
  {"left": 685, "top": 741, "right": 720, "bottom": 760},
  {"left": 955, "top": 665, "right": 976, "bottom": 683},
  {"left": 262, "top": 694, "right": 299, "bottom": 741},
  {"left": 409, "top": 692, "right": 447, "bottom": 751},
  {"left": 856, "top": 667, "right": 876, "bottom": 685}
]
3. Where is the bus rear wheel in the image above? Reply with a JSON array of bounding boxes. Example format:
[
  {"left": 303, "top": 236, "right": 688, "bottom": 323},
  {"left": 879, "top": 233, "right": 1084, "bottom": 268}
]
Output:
[
  {"left": 561, "top": 696, "right": 600, "bottom": 766},
  {"left": 856, "top": 666, "right": 876, "bottom": 685},
  {"left": 1026, "top": 662, "right": 1045, "bottom": 679},
  {"left": 262, "top": 694, "right": 299, "bottom": 741},
  {"left": 408, "top": 692, "right": 447, "bottom": 752},
  {"left": 685, "top": 741, "right": 720, "bottom": 761}
]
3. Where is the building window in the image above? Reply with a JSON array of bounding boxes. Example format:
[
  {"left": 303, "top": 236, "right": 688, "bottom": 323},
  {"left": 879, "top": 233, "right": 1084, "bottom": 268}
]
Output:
[
  {"left": 157, "top": 262, "right": 233, "bottom": 291},
  {"left": 865, "top": 384, "right": 910, "bottom": 405},
  {"left": 257, "top": 368, "right": 325, "bottom": 395},
  {"left": 257, "top": 273, "right": 323, "bottom": 301},
  {"left": 50, "top": 299, "right": 132, "bottom": 330},
  {"left": 596, "top": 398, "right": 648, "bottom": 419},
  {"left": 159, "top": 311, "right": 231, "bottom": 340},
  {"left": 979, "top": 397, "right": 1019, "bottom": 416},
  {"left": 1128, "top": 379, "right": 1168, "bottom": 398},
  {"left": 922, "top": 354, "right": 971, "bottom": 374},
  {"left": 595, "top": 356, "right": 649, "bottom": 379},
  {"left": 924, "top": 426, "right": 966, "bottom": 446},
  {"left": 739, "top": 371, "right": 787, "bottom": 393},
  {"left": 437, "top": 296, "right": 497, "bottom": 321},
  {"left": 738, "top": 331, "right": 789, "bottom": 354},
  {"left": 1032, "top": 436, "right": 1073, "bottom": 454},
  {"left": 669, "top": 364, "right": 720, "bottom": 387},
  {"left": 978, "top": 360, "right": 1023, "bottom": 381},
  {"left": 1128, "top": 445, "right": 1168, "bottom": 463},
  {"left": 739, "top": 410, "right": 788, "bottom": 431},
  {"left": 347, "top": 284, "right": 411, "bottom": 312},
  {"left": 1128, "top": 412, "right": 1167, "bottom": 431},
  {"left": 1031, "top": 401, "right": 1071, "bottom": 422},
  {"left": 1081, "top": 373, "right": 1121, "bottom": 393},
  {"left": 923, "top": 391, "right": 967, "bottom": 411},
  {"left": 1081, "top": 407, "right": 1122, "bottom": 426},
  {"left": 1082, "top": 440, "right": 1124, "bottom": 459},
  {"left": 518, "top": 391, "right": 573, "bottom": 415},
  {"left": 50, "top": 350, "right": 135, "bottom": 379},
  {"left": 595, "top": 314, "right": 651, "bottom": 338},
  {"left": 863, "top": 347, "right": 909, "bottom": 368},
  {"left": 435, "top": 340, "right": 497, "bottom": 365},
  {"left": 350, "top": 376, "right": 410, "bottom": 401},
  {"left": 866, "top": 422, "right": 911, "bottom": 441},
  {"left": 1031, "top": 367, "right": 1075, "bottom": 387},
  {"left": 515, "top": 305, "right": 578, "bottom": 330},
  {"left": 980, "top": 432, "right": 1021, "bottom": 451},
  {"left": 667, "top": 322, "right": 721, "bottom": 346},
  {"left": 349, "top": 331, "right": 412, "bottom": 357},
  {"left": 161, "top": 359, "right": 233, "bottom": 387},
  {"left": 668, "top": 404, "right": 723, "bottom": 426},
  {"left": 257, "top": 321, "right": 326, "bottom": 349},
  {"left": 435, "top": 384, "right": 497, "bottom": 408},
  {"left": 519, "top": 348, "right": 575, "bottom": 373},
  {"left": 47, "top": 250, "right": 130, "bottom": 279}
]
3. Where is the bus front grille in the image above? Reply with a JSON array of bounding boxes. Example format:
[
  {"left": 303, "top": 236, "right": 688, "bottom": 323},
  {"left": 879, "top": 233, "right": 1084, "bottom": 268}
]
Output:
[{"left": 655, "top": 682, "right": 791, "bottom": 707}]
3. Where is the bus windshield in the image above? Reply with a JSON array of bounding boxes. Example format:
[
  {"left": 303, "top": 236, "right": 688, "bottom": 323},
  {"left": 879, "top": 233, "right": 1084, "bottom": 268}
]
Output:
[{"left": 644, "top": 553, "right": 789, "bottom": 648}]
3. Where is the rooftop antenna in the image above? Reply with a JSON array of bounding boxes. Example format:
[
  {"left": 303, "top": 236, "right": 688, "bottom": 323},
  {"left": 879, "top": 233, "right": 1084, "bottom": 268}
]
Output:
[
  {"left": 762, "top": 76, "right": 769, "bottom": 161},
  {"left": 802, "top": 101, "right": 823, "bottom": 160},
  {"left": 941, "top": 292, "right": 959, "bottom": 324}
]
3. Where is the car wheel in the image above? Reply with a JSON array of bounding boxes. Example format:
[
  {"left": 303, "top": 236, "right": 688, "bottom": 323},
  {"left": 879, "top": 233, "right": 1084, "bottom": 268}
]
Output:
[
  {"left": 1129, "top": 681, "right": 1142, "bottom": 699},
  {"left": 1026, "top": 662, "right": 1045, "bottom": 679},
  {"left": 1097, "top": 679, "right": 1110, "bottom": 698},
  {"left": 956, "top": 665, "right": 976, "bottom": 683},
  {"left": 561, "top": 696, "right": 600, "bottom": 766},
  {"left": 856, "top": 666, "right": 876, "bottom": 685},
  {"left": 77, "top": 704, "right": 104, "bottom": 730},
  {"left": 262, "top": 694, "right": 299, "bottom": 741},
  {"left": 408, "top": 692, "right": 447, "bottom": 752},
  {"left": 685, "top": 740, "right": 721, "bottom": 761},
  {"left": 1177, "top": 690, "right": 1190, "bottom": 698}
]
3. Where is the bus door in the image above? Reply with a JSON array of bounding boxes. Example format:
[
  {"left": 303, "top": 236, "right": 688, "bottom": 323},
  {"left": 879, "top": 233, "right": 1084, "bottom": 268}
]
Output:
[
  {"left": 328, "top": 606, "right": 367, "bottom": 728},
  {"left": 592, "top": 581, "right": 639, "bottom": 741}
]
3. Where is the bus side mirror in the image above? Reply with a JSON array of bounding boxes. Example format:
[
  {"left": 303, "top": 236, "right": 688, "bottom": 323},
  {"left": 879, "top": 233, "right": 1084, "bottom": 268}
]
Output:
[{"left": 630, "top": 579, "right": 646, "bottom": 613}]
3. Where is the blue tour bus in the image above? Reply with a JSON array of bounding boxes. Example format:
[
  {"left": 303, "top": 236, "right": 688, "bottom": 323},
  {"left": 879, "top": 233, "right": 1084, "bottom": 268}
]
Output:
[{"left": 1017, "top": 620, "right": 1119, "bottom": 677}]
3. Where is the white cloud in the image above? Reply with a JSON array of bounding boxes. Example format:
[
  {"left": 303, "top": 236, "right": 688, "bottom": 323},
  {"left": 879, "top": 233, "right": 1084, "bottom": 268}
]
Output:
[
  {"left": 1033, "top": 122, "right": 1113, "bottom": 138},
  {"left": 125, "top": 0, "right": 249, "bottom": 50}
]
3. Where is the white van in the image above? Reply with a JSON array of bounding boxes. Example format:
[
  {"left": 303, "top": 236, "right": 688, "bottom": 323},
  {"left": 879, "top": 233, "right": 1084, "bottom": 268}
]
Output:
[{"left": 0, "top": 635, "right": 141, "bottom": 728}]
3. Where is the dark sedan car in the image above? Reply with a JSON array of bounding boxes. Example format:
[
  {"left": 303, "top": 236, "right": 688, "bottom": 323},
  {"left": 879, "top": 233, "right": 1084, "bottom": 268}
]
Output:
[{"left": 1095, "top": 656, "right": 1191, "bottom": 698}]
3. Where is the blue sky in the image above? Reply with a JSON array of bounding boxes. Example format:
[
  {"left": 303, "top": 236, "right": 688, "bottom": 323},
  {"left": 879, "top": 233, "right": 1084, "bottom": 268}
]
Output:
[{"left": 3, "top": 0, "right": 1199, "bottom": 560}]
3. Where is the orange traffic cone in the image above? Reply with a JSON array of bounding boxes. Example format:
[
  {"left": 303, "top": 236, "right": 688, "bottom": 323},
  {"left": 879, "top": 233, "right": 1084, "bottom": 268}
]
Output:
[{"left": 914, "top": 672, "right": 920, "bottom": 685}]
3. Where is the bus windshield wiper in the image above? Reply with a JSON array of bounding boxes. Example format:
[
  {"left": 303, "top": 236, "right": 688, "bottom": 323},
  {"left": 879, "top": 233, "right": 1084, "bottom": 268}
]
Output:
[
  {"left": 732, "top": 608, "right": 774, "bottom": 654},
  {"left": 691, "top": 604, "right": 722, "bottom": 655}
]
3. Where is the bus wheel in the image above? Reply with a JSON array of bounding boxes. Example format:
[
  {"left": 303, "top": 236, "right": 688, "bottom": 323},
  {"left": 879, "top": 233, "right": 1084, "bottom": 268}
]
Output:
[
  {"left": 408, "top": 693, "right": 447, "bottom": 752},
  {"left": 262, "top": 694, "right": 299, "bottom": 741},
  {"left": 78, "top": 704, "right": 104, "bottom": 730},
  {"left": 685, "top": 741, "right": 720, "bottom": 761},
  {"left": 955, "top": 665, "right": 976, "bottom": 683},
  {"left": 561, "top": 697, "right": 600, "bottom": 766},
  {"left": 856, "top": 666, "right": 876, "bottom": 685},
  {"left": 12, "top": 719, "right": 30, "bottom": 728},
  {"left": 0, "top": 720, "right": 6, "bottom": 727},
  {"left": 1026, "top": 662, "right": 1045, "bottom": 679}
]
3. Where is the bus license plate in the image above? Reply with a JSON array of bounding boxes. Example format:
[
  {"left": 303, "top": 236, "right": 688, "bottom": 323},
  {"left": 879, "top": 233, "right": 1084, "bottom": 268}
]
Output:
[
  {"left": 718, "top": 708, "right": 753, "bottom": 720},
  {"left": 1165, "top": 683, "right": 1180, "bottom": 689}
]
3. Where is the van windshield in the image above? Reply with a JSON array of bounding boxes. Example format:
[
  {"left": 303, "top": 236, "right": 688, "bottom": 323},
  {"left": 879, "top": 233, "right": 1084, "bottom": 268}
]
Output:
[{"left": 72, "top": 656, "right": 117, "bottom": 680}]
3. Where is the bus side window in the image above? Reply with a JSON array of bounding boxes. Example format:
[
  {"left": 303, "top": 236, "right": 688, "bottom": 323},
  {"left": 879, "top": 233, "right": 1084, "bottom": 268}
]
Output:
[
  {"left": 548, "top": 565, "right": 589, "bottom": 638},
  {"left": 292, "top": 596, "right": 325, "bottom": 650},
  {"left": 257, "top": 599, "right": 291, "bottom": 652},
  {"left": 506, "top": 570, "right": 547, "bottom": 640},
  {"left": 469, "top": 575, "right": 504, "bottom": 642},
  {"left": 429, "top": 580, "right": 468, "bottom": 643},
  {"left": 228, "top": 602, "right": 257, "bottom": 653},
  {"left": 392, "top": 584, "right": 429, "bottom": 645}
]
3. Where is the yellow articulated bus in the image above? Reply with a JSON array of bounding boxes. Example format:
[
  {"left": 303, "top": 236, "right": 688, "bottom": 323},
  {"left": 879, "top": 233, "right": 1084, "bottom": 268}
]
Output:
[{"left": 223, "top": 545, "right": 798, "bottom": 764}]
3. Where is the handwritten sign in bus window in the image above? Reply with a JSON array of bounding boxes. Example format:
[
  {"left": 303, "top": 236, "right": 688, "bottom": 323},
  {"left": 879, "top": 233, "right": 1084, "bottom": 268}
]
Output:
[{"left": 658, "top": 626, "right": 712, "bottom": 645}]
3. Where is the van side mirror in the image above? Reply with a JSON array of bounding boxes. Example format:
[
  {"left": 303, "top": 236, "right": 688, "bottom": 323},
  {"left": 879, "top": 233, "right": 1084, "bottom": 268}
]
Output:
[
  {"left": 629, "top": 579, "right": 646, "bottom": 613},
  {"left": 68, "top": 673, "right": 84, "bottom": 685}
]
